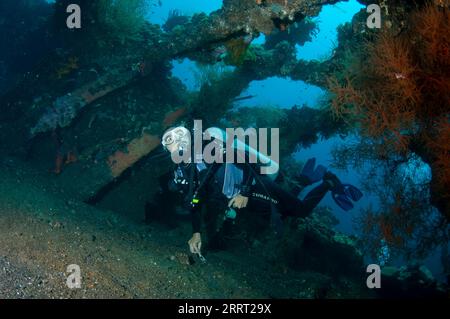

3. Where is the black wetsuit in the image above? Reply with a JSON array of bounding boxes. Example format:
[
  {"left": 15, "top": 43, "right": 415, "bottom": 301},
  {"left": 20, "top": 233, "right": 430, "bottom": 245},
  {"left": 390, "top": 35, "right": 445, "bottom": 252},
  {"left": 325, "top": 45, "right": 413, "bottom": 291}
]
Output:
[{"left": 169, "top": 160, "right": 330, "bottom": 235}]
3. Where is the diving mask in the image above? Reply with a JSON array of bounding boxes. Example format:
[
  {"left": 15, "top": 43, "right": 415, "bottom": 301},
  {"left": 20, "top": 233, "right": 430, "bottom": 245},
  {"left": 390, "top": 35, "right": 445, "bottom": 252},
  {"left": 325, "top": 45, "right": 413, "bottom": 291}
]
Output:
[{"left": 161, "top": 126, "right": 190, "bottom": 153}]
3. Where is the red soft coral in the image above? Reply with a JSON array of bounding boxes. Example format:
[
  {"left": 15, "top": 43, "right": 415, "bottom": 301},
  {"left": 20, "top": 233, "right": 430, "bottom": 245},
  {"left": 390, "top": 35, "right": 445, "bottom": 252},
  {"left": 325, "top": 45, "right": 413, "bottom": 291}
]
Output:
[{"left": 329, "top": 3, "right": 450, "bottom": 219}]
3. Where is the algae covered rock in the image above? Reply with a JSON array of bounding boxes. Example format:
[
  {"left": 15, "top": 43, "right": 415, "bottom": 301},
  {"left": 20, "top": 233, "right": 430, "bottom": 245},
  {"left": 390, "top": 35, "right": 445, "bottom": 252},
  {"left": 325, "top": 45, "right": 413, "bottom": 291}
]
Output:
[
  {"left": 279, "top": 207, "right": 364, "bottom": 278},
  {"left": 379, "top": 264, "right": 448, "bottom": 298}
]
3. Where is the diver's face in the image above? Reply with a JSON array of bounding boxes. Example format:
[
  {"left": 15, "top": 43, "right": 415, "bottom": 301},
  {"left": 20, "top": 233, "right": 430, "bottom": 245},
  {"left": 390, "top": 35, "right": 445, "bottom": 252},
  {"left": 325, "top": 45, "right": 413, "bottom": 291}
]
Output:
[
  {"left": 162, "top": 127, "right": 191, "bottom": 155},
  {"left": 165, "top": 142, "right": 179, "bottom": 154}
]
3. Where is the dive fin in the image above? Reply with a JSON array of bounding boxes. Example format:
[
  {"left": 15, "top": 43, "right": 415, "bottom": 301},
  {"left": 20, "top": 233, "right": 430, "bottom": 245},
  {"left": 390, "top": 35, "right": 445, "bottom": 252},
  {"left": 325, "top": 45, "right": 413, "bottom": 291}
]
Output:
[
  {"left": 343, "top": 184, "right": 363, "bottom": 202},
  {"left": 302, "top": 158, "right": 316, "bottom": 176},
  {"left": 299, "top": 158, "right": 328, "bottom": 185},
  {"left": 332, "top": 193, "right": 354, "bottom": 211},
  {"left": 311, "top": 165, "right": 327, "bottom": 182},
  {"left": 325, "top": 172, "right": 361, "bottom": 212}
]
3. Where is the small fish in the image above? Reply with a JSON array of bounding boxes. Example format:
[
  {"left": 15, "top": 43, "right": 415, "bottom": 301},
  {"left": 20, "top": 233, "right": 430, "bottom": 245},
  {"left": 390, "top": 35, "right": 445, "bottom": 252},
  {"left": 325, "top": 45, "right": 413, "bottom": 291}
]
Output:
[
  {"left": 212, "top": 45, "right": 227, "bottom": 60},
  {"left": 232, "top": 95, "right": 256, "bottom": 102}
]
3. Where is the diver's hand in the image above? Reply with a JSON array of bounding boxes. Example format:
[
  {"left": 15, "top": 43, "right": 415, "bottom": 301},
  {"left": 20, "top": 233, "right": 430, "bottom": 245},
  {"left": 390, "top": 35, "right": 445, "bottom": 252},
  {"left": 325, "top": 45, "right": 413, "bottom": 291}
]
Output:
[
  {"left": 228, "top": 194, "right": 249, "bottom": 209},
  {"left": 188, "top": 232, "right": 202, "bottom": 254}
]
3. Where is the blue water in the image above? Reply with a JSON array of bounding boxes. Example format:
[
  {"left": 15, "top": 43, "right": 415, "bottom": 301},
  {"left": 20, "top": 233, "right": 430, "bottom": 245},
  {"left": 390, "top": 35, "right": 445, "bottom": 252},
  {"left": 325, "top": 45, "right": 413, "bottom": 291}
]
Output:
[
  {"left": 294, "top": 136, "right": 380, "bottom": 235},
  {"left": 296, "top": 1, "right": 365, "bottom": 61},
  {"left": 234, "top": 77, "right": 326, "bottom": 109}
]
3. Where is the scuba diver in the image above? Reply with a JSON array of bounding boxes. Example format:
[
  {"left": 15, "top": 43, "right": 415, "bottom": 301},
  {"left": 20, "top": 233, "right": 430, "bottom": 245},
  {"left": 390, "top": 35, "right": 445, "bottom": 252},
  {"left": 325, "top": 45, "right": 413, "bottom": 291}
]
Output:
[{"left": 160, "top": 125, "right": 363, "bottom": 259}]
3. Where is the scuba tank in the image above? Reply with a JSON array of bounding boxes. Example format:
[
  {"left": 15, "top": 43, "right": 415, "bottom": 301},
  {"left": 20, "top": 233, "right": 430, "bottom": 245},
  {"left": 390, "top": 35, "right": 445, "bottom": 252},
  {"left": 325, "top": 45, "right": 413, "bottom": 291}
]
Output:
[
  {"left": 204, "top": 127, "right": 279, "bottom": 181},
  {"left": 205, "top": 127, "right": 284, "bottom": 237}
]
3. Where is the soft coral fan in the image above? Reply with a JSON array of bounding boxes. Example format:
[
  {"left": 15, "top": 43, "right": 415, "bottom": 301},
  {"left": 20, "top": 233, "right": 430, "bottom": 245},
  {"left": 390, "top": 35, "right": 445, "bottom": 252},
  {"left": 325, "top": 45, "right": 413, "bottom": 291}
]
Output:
[{"left": 328, "top": 3, "right": 450, "bottom": 219}]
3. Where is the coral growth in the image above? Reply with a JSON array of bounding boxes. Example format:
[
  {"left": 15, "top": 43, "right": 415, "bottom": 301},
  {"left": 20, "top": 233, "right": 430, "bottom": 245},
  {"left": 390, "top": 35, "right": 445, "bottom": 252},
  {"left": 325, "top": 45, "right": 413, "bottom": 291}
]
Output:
[
  {"left": 424, "top": 119, "right": 450, "bottom": 201},
  {"left": 163, "top": 107, "right": 187, "bottom": 128},
  {"left": 107, "top": 133, "right": 160, "bottom": 177},
  {"left": 55, "top": 57, "right": 79, "bottom": 79},
  {"left": 355, "top": 167, "right": 448, "bottom": 260},
  {"left": 31, "top": 68, "right": 135, "bottom": 136},
  {"left": 225, "top": 37, "right": 252, "bottom": 66},
  {"left": 264, "top": 19, "right": 318, "bottom": 50},
  {"left": 163, "top": 10, "right": 189, "bottom": 32},
  {"left": 328, "top": 4, "right": 450, "bottom": 218},
  {"left": 31, "top": 94, "right": 82, "bottom": 136},
  {"left": 96, "top": 0, "right": 150, "bottom": 40}
]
